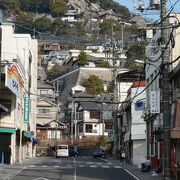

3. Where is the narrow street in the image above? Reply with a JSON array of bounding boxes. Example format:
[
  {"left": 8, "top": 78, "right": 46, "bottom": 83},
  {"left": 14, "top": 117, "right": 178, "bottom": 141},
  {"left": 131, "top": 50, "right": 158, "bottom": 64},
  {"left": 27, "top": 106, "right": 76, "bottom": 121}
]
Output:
[{"left": 1, "top": 157, "right": 139, "bottom": 180}]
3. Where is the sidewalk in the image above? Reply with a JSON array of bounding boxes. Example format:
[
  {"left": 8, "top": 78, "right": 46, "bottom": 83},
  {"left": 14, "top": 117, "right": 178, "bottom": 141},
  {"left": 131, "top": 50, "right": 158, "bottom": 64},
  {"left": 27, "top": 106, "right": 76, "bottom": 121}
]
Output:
[{"left": 106, "top": 158, "right": 164, "bottom": 180}]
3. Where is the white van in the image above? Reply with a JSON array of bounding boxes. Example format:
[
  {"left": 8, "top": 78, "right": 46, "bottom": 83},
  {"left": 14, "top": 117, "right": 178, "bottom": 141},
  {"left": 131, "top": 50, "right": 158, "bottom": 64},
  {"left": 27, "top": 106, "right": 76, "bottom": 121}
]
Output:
[{"left": 56, "top": 145, "right": 69, "bottom": 158}]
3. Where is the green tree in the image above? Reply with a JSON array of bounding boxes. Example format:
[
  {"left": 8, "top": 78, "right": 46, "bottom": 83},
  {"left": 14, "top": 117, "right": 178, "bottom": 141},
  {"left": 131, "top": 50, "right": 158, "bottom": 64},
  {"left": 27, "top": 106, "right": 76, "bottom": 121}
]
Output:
[
  {"left": 99, "top": 19, "right": 121, "bottom": 35},
  {"left": 52, "top": 18, "right": 63, "bottom": 35},
  {"left": 49, "top": 0, "right": 67, "bottom": 17},
  {"left": 47, "top": 63, "right": 68, "bottom": 80},
  {"left": 97, "top": 60, "right": 110, "bottom": 68},
  {"left": 35, "top": 16, "right": 52, "bottom": 32},
  {"left": 76, "top": 51, "right": 89, "bottom": 66},
  {"left": 15, "top": 12, "right": 34, "bottom": 34},
  {"left": 126, "top": 43, "right": 146, "bottom": 66},
  {"left": 96, "top": 136, "right": 108, "bottom": 147},
  {"left": 83, "top": 75, "right": 104, "bottom": 95}
]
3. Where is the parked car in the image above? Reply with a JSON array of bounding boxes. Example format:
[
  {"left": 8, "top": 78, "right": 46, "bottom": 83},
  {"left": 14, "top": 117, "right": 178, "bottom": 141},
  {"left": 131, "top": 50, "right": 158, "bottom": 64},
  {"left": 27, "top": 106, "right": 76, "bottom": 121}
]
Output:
[{"left": 93, "top": 149, "right": 106, "bottom": 158}]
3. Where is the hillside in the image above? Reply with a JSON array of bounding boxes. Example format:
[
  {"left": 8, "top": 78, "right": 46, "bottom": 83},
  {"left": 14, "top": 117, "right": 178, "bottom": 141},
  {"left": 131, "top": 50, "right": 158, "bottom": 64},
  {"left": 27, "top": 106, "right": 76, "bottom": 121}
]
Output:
[{"left": 0, "top": 0, "right": 137, "bottom": 48}]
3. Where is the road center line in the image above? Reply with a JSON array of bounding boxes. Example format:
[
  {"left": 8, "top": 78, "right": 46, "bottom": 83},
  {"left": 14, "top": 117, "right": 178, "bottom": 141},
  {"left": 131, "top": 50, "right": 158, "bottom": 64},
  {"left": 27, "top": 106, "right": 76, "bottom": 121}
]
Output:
[{"left": 73, "top": 157, "right": 76, "bottom": 180}]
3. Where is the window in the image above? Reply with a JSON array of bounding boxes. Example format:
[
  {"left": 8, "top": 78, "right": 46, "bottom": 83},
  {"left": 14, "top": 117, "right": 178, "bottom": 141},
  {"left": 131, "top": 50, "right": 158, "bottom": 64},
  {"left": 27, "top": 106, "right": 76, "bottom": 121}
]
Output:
[
  {"left": 85, "top": 124, "right": 92, "bottom": 133},
  {"left": 90, "top": 110, "right": 100, "bottom": 119},
  {"left": 135, "top": 101, "right": 145, "bottom": 111},
  {"left": 38, "top": 108, "right": 50, "bottom": 113}
]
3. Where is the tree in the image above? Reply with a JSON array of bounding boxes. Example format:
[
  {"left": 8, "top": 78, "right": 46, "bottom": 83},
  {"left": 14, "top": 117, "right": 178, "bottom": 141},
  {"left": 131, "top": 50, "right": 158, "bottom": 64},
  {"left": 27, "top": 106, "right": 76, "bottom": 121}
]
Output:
[
  {"left": 126, "top": 43, "right": 146, "bottom": 67},
  {"left": 99, "top": 19, "right": 121, "bottom": 35},
  {"left": 83, "top": 75, "right": 104, "bottom": 95},
  {"left": 35, "top": 17, "right": 52, "bottom": 32},
  {"left": 47, "top": 63, "right": 68, "bottom": 80},
  {"left": 49, "top": 0, "right": 67, "bottom": 17},
  {"left": 96, "top": 136, "right": 108, "bottom": 147},
  {"left": 15, "top": 12, "right": 34, "bottom": 34},
  {"left": 52, "top": 18, "right": 63, "bottom": 35},
  {"left": 76, "top": 51, "right": 89, "bottom": 67}
]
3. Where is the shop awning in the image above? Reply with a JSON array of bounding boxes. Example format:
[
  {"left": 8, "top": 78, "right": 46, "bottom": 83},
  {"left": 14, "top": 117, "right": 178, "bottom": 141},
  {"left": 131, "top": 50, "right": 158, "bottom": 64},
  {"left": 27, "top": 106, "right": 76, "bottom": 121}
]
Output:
[
  {"left": 23, "top": 130, "right": 32, "bottom": 140},
  {"left": 0, "top": 127, "right": 16, "bottom": 133},
  {"left": 0, "top": 104, "right": 8, "bottom": 112},
  {"left": 124, "top": 131, "right": 131, "bottom": 142}
]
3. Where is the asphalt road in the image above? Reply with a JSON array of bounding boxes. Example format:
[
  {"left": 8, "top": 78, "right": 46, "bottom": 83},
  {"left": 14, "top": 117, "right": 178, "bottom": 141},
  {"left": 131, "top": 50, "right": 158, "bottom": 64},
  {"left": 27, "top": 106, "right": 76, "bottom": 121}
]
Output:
[{"left": 2, "top": 156, "right": 140, "bottom": 180}]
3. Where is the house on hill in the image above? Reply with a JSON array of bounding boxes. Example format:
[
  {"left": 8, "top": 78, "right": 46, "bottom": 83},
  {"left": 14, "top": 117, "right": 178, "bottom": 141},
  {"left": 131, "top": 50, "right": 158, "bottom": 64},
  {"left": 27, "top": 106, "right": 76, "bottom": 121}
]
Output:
[{"left": 97, "top": 9, "right": 118, "bottom": 22}]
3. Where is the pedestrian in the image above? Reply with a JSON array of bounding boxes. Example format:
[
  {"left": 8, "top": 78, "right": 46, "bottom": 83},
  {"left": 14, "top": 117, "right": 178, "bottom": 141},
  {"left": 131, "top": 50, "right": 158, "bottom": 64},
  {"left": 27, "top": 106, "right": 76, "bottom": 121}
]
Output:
[
  {"left": 7, "top": 145, "right": 11, "bottom": 165},
  {"left": 121, "top": 150, "right": 126, "bottom": 165}
]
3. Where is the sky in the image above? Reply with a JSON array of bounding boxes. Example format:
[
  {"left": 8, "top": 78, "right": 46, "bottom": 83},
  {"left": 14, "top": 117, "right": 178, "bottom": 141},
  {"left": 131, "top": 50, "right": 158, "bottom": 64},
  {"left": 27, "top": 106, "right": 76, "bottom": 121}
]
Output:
[{"left": 115, "top": 0, "right": 180, "bottom": 20}]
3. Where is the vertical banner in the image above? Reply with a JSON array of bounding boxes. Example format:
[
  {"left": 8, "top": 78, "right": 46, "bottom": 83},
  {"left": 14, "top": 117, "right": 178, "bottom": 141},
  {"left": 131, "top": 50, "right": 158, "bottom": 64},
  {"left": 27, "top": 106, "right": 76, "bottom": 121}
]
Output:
[
  {"left": 24, "top": 96, "right": 30, "bottom": 123},
  {"left": 150, "top": 91, "right": 160, "bottom": 113}
]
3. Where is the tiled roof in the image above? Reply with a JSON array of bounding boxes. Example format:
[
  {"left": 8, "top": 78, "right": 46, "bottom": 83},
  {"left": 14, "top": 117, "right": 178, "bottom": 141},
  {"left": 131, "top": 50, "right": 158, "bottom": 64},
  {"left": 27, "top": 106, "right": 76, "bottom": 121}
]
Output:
[{"left": 79, "top": 102, "right": 99, "bottom": 110}]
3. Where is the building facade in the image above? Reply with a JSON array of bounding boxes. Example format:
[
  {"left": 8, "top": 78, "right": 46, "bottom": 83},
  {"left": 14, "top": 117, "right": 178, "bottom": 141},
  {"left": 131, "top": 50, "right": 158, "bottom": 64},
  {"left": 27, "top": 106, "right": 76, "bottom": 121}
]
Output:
[{"left": 0, "top": 23, "right": 38, "bottom": 164}]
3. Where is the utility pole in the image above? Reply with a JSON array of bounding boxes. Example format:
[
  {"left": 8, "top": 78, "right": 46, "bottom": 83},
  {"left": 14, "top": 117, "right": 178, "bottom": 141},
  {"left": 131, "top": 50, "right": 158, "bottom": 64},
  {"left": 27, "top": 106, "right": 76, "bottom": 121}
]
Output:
[{"left": 160, "top": 0, "right": 171, "bottom": 179}]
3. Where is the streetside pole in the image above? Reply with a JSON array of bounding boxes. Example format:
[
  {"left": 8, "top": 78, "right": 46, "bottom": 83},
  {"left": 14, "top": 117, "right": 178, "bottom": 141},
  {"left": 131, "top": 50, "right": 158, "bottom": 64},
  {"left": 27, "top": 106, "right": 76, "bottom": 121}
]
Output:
[{"left": 160, "top": 0, "right": 171, "bottom": 179}]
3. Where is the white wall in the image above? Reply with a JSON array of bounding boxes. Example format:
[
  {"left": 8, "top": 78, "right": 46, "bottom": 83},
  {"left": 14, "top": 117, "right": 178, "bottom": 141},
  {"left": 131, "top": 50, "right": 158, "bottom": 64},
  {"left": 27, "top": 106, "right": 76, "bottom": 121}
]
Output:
[{"left": 130, "top": 87, "right": 146, "bottom": 140}]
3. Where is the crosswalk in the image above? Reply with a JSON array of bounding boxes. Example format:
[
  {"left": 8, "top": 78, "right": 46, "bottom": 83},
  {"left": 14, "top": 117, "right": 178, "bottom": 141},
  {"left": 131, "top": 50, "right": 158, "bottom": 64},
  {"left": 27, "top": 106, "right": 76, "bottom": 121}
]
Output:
[{"left": 28, "top": 163, "right": 122, "bottom": 169}]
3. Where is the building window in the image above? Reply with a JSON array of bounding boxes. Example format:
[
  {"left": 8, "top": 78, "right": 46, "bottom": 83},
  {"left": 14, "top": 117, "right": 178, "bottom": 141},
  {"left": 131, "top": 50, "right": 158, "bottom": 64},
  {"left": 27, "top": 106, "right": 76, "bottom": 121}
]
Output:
[
  {"left": 135, "top": 101, "right": 145, "bottom": 111},
  {"left": 85, "top": 124, "right": 92, "bottom": 133},
  {"left": 90, "top": 110, "right": 100, "bottom": 119},
  {"left": 38, "top": 108, "right": 50, "bottom": 113}
]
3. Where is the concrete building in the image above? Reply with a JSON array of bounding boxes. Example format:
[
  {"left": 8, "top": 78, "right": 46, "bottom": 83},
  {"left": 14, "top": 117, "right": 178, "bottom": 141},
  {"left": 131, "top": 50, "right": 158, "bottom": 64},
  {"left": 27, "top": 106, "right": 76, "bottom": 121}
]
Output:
[
  {"left": 0, "top": 23, "right": 38, "bottom": 164},
  {"left": 143, "top": 13, "right": 180, "bottom": 173},
  {"left": 118, "top": 81, "right": 147, "bottom": 167}
]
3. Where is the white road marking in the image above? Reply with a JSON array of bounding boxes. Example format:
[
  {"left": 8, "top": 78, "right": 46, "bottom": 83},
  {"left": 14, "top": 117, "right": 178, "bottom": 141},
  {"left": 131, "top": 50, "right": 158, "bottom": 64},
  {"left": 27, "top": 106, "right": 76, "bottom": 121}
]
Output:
[
  {"left": 90, "top": 165, "right": 97, "bottom": 168},
  {"left": 3, "top": 167, "right": 27, "bottom": 180},
  {"left": 78, "top": 165, "right": 84, "bottom": 168},
  {"left": 73, "top": 157, "right": 76, "bottom": 180},
  {"left": 42, "top": 165, "right": 47, "bottom": 167},
  {"left": 96, "top": 162, "right": 102, "bottom": 165},
  {"left": 29, "top": 165, "right": 36, "bottom": 168},
  {"left": 124, "top": 169, "right": 141, "bottom": 180},
  {"left": 87, "top": 162, "right": 93, "bottom": 164},
  {"left": 114, "top": 166, "right": 122, "bottom": 169},
  {"left": 100, "top": 159, "right": 112, "bottom": 164},
  {"left": 53, "top": 166, "right": 59, "bottom": 168},
  {"left": 102, "top": 166, "right": 109, "bottom": 168}
]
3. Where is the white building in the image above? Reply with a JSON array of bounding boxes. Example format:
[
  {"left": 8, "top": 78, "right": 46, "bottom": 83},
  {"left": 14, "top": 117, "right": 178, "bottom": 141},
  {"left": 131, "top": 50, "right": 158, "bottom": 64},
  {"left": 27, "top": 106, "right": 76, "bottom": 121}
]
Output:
[
  {"left": 118, "top": 80, "right": 146, "bottom": 167},
  {"left": 0, "top": 23, "right": 38, "bottom": 164}
]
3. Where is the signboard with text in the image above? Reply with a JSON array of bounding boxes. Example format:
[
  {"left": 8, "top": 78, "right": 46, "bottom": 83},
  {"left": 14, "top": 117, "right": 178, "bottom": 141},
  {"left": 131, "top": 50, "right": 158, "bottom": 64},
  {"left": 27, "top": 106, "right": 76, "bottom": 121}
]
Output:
[
  {"left": 24, "top": 96, "right": 30, "bottom": 123},
  {"left": 5, "top": 64, "right": 25, "bottom": 98},
  {"left": 150, "top": 91, "right": 160, "bottom": 113}
]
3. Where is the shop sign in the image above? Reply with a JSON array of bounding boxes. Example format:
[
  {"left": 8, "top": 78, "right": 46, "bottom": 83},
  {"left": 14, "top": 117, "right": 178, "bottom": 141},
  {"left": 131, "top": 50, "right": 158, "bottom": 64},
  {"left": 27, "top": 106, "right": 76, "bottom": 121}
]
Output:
[
  {"left": 150, "top": 91, "right": 160, "bottom": 114},
  {"left": 5, "top": 64, "right": 25, "bottom": 98},
  {"left": 24, "top": 96, "right": 30, "bottom": 123}
]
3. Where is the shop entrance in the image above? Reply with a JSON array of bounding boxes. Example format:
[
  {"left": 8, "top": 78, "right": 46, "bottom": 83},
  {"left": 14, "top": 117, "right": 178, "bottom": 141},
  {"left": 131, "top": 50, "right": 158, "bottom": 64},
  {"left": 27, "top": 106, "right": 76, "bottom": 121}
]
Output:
[{"left": 0, "top": 133, "right": 11, "bottom": 164}]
